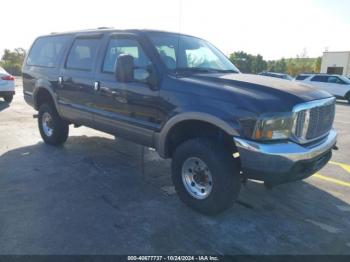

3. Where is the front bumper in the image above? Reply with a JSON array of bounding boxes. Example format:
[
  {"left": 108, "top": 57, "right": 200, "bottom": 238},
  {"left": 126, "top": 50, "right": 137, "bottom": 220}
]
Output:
[{"left": 234, "top": 129, "right": 337, "bottom": 185}]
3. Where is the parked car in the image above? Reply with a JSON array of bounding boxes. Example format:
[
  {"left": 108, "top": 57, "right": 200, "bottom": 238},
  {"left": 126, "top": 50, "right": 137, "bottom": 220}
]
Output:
[
  {"left": 258, "top": 71, "right": 293, "bottom": 80},
  {"left": 295, "top": 73, "right": 312, "bottom": 81},
  {"left": 0, "top": 67, "right": 15, "bottom": 103},
  {"left": 295, "top": 74, "right": 350, "bottom": 103},
  {"left": 22, "top": 29, "right": 337, "bottom": 214}
]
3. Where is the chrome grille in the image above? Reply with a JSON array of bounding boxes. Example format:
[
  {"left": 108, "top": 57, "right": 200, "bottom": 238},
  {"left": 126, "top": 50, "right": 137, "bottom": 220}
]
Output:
[{"left": 293, "top": 98, "right": 335, "bottom": 143}]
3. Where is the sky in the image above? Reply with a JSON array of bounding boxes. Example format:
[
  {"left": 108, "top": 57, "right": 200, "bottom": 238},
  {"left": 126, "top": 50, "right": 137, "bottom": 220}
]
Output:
[{"left": 1, "top": 0, "right": 349, "bottom": 60}]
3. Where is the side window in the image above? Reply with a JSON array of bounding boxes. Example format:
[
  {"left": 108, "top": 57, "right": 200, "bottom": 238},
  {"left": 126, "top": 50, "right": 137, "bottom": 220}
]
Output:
[
  {"left": 311, "top": 75, "right": 328, "bottom": 83},
  {"left": 296, "top": 75, "right": 309, "bottom": 80},
  {"left": 103, "top": 38, "right": 151, "bottom": 73},
  {"left": 66, "top": 38, "right": 100, "bottom": 71},
  {"left": 155, "top": 45, "right": 176, "bottom": 69},
  {"left": 27, "top": 36, "right": 69, "bottom": 67},
  {"left": 328, "top": 76, "right": 345, "bottom": 84}
]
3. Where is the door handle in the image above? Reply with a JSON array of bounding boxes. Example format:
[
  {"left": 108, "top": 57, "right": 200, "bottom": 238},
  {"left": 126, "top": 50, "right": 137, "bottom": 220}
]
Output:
[{"left": 94, "top": 81, "right": 100, "bottom": 91}]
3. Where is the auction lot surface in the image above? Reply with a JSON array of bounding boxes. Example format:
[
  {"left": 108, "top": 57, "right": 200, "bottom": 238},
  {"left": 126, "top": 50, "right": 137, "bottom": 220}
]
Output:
[{"left": 1, "top": 78, "right": 350, "bottom": 255}]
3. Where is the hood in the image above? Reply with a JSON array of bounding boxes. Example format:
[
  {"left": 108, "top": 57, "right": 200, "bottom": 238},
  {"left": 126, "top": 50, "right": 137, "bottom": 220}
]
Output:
[{"left": 178, "top": 73, "right": 333, "bottom": 114}]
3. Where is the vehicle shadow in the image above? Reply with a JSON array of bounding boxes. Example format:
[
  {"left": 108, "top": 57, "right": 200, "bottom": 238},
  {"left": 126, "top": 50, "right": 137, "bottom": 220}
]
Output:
[
  {"left": 0, "top": 135, "right": 349, "bottom": 255},
  {"left": 0, "top": 100, "right": 9, "bottom": 112}
]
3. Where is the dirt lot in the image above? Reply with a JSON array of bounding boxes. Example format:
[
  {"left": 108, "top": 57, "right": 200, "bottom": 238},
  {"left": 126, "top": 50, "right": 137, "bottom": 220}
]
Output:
[{"left": 1, "top": 78, "right": 350, "bottom": 255}]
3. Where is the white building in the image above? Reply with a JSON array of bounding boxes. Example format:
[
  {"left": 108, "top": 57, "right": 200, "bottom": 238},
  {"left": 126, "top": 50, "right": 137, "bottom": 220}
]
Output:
[{"left": 321, "top": 51, "right": 350, "bottom": 77}]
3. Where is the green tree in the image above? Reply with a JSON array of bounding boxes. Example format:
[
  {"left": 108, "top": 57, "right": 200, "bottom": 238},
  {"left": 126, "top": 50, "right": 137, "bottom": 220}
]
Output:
[
  {"left": 0, "top": 48, "right": 26, "bottom": 76},
  {"left": 274, "top": 58, "right": 287, "bottom": 73},
  {"left": 315, "top": 57, "right": 322, "bottom": 73},
  {"left": 229, "top": 52, "right": 267, "bottom": 73},
  {"left": 251, "top": 54, "right": 267, "bottom": 74},
  {"left": 229, "top": 51, "right": 252, "bottom": 73}
]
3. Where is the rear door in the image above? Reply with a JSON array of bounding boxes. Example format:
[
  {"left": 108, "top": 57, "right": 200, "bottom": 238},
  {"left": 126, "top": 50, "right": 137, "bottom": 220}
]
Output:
[{"left": 57, "top": 34, "right": 103, "bottom": 127}]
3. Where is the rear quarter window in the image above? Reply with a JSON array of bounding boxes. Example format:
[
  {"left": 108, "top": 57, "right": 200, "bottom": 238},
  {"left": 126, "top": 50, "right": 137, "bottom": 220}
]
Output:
[{"left": 27, "top": 35, "right": 69, "bottom": 67}]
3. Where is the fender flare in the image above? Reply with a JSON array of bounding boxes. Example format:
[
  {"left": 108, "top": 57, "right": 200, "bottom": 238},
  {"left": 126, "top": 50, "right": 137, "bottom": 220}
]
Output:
[
  {"left": 155, "top": 112, "right": 240, "bottom": 158},
  {"left": 33, "top": 80, "right": 59, "bottom": 110}
]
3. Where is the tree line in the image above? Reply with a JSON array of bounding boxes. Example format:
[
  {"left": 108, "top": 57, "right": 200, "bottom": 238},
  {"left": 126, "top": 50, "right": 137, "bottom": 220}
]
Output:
[
  {"left": 1, "top": 48, "right": 321, "bottom": 77},
  {"left": 229, "top": 51, "right": 322, "bottom": 76},
  {"left": 0, "top": 48, "right": 26, "bottom": 76}
]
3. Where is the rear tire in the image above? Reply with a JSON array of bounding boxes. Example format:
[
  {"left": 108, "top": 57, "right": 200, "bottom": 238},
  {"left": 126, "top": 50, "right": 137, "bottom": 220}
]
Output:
[
  {"left": 171, "top": 138, "right": 241, "bottom": 215},
  {"left": 3, "top": 94, "right": 13, "bottom": 103},
  {"left": 38, "top": 103, "right": 69, "bottom": 145},
  {"left": 346, "top": 93, "right": 350, "bottom": 104}
]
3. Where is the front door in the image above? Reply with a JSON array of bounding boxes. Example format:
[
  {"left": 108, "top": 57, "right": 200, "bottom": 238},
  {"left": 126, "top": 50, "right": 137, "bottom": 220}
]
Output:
[
  {"left": 93, "top": 35, "right": 161, "bottom": 146},
  {"left": 326, "top": 76, "right": 348, "bottom": 97}
]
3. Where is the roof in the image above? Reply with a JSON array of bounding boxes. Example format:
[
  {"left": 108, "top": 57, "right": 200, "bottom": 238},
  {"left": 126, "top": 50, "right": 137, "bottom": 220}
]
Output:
[
  {"left": 48, "top": 28, "right": 186, "bottom": 37},
  {"left": 298, "top": 73, "right": 344, "bottom": 77},
  {"left": 259, "top": 71, "right": 289, "bottom": 76}
]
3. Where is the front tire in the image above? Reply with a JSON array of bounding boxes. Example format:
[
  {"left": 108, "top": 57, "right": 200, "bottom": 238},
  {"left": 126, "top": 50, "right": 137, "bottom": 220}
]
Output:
[
  {"left": 171, "top": 138, "right": 241, "bottom": 215},
  {"left": 38, "top": 103, "right": 69, "bottom": 145},
  {"left": 3, "top": 94, "right": 13, "bottom": 103}
]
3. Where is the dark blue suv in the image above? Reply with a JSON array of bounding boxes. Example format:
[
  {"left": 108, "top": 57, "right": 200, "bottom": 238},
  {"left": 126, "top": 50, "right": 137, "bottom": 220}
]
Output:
[{"left": 22, "top": 29, "right": 337, "bottom": 214}]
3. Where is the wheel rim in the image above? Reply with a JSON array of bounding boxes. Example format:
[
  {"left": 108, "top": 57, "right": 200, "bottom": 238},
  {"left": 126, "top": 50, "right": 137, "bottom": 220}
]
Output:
[
  {"left": 181, "top": 157, "right": 213, "bottom": 200},
  {"left": 42, "top": 112, "right": 54, "bottom": 137}
]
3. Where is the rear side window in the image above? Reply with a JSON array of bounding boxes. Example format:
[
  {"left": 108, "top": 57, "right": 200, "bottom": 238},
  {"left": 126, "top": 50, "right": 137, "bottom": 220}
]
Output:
[
  {"left": 27, "top": 36, "right": 69, "bottom": 67},
  {"left": 103, "top": 38, "right": 151, "bottom": 73},
  {"left": 295, "top": 75, "right": 309, "bottom": 80},
  {"left": 66, "top": 38, "right": 100, "bottom": 71},
  {"left": 311, "top": 75, "right": 328, "bottom": 82}
]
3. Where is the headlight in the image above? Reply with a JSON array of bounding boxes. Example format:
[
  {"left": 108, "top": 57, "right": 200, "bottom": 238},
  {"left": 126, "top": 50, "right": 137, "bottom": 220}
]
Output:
[{"left": 252, "top": 114, "right": 295, "bottom": 140}]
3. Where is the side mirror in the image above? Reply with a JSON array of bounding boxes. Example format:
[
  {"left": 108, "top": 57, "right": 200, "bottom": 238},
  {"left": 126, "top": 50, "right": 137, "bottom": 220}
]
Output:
[
  {"left": 115, "top": 54, "right": 158, "bottom": 89},
  {"left": 116, "top": 54, "right": 134, "bottom": 82}
]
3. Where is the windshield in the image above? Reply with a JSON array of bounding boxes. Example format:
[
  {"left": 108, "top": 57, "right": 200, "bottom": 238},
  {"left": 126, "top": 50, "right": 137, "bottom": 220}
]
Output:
[
  {"left": 148, "top": 33, "right": 239, "bottom": 73},
  {"left": 339, "top": 75, "right": 350, "bottom": 84}
]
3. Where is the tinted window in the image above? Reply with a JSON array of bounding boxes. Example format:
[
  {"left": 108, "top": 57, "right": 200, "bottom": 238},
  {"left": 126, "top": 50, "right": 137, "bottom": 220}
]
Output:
[
  {"left": 296, "top": 75, "right": 309, "bottom": 80},
  {"left": 328, "top": 76, "right": 345, "bottom": 84},
  {"left": 311, "top": 75, "right": 328, "bottom": 82},
  {"left": 27, "top": 36, "right": 69, "bottom": 67},
  {"left": 66, "top": 38, "right": 100, "bottom": 70},
  {"left": 103, "top": 38, "right": 151, "bottom": 73}
]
